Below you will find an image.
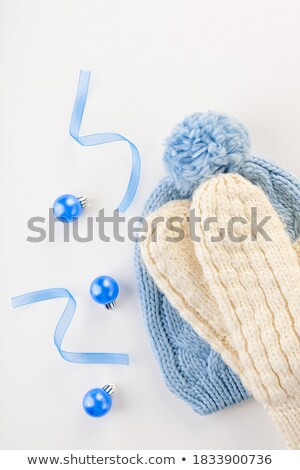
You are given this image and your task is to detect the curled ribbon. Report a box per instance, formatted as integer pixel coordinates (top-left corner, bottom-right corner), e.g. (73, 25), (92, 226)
(69, 70), (141, 213)
(11, 288), (129, 365)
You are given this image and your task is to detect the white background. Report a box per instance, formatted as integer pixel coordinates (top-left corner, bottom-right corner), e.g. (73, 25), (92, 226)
(0, 0), (300, 450)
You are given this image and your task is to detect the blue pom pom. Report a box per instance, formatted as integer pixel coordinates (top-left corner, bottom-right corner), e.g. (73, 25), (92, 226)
(163, 112), (250, 191)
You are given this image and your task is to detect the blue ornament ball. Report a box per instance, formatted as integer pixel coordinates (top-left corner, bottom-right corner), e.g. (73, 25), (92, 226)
(53, 194), (83, 223)
(90, 276), (119, 306)
(83, 388), (112, 418)
(163, 112), (251, 191)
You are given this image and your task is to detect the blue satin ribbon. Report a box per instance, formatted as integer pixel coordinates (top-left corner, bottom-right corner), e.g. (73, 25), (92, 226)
(69, 70), (141, 213)
(11, 288), (129, 365)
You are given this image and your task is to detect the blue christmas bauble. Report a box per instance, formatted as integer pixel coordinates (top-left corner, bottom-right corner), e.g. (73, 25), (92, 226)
(83, 387), (112, 418)
(53, 194), (84, 223)
(90, 276), (119, 307)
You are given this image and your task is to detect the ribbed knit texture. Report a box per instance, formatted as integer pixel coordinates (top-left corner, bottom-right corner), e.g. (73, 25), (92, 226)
(192, 174), (300, 448)
(136, 111), (300, 419)
(140, 197), (300, 376)
(241, 156), (300, 242)
(140, 199), (243, 377)
(135, 179), (249, 414)
(140, 175), (300, 447)
(136, 165), (300, 414)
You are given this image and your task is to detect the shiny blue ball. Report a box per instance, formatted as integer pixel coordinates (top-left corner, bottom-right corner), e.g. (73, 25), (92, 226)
(53, 194), (83, 223)
(90, 276), (119, 305)
(83, 388), (112, 418)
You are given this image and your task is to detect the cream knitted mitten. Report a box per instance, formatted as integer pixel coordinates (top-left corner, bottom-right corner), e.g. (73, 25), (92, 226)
(140, 174), (300, 449)
(193, 174), (300, 449)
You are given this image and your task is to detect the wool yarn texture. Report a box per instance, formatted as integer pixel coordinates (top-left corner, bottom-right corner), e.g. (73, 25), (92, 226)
(136, 189), (249, 415)
(193, 174), (300, 449)
(136, 111), (300, 430)
(135, 182), (249, 416)
(140, 174), (300, 448)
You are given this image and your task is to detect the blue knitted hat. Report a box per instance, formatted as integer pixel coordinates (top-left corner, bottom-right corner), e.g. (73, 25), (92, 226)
(136, 111), (300, 415)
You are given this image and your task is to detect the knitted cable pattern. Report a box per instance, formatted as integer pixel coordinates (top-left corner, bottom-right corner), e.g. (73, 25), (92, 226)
(192, 174), (300, 448)
(140, 198), (300, 375)
(140, 176), (300, 447)
(135, 179), (249, 414)
(135, 111), (300, 417)
(140, 200), (243, 376)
